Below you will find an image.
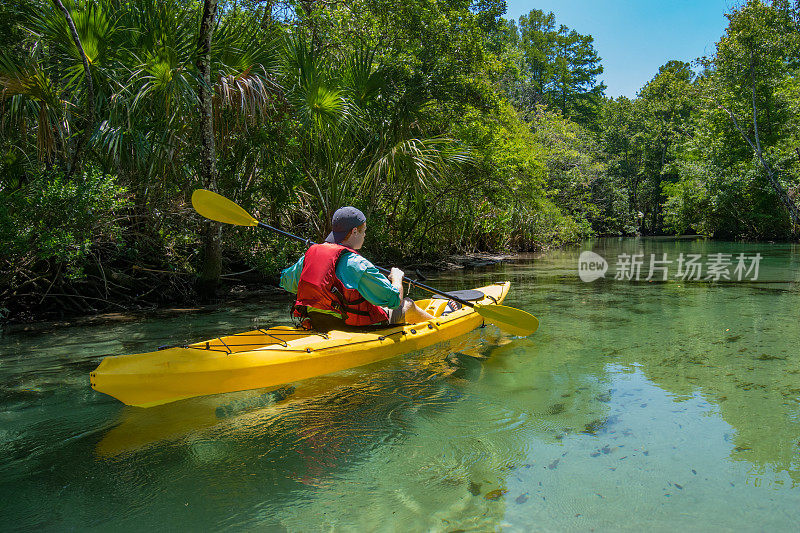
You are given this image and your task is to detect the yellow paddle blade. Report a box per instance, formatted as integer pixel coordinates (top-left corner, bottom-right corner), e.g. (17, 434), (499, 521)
(191, 189), (259, 227)
(474, 303), (539, 337)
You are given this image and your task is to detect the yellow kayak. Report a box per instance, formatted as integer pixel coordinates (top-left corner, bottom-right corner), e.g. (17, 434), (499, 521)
(90, 281), (511, 407)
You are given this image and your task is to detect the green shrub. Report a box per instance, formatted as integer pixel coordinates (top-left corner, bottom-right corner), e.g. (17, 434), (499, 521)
(0, 167), (129, 278)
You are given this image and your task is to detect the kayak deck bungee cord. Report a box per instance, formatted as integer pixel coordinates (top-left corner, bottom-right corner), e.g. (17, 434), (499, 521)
(90, 281), (511, 407)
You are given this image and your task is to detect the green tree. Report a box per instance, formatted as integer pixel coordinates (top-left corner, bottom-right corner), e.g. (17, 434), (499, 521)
(551, 24), (605, 129)
(516, 9), (556, 106)
(531, 105), (604, 233)
(702, 0), (800, 231)
(636, 60), (698, 233)
(654, 0), (800, 238)
(512, 9), (605, 129)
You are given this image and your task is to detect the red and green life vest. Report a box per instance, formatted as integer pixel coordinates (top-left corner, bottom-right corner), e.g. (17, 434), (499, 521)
(293, 243), (389, 328)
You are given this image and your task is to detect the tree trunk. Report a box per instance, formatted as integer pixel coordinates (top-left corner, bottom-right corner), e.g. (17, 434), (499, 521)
(52, 0), (94, 178)
(196, 0), (221, 301)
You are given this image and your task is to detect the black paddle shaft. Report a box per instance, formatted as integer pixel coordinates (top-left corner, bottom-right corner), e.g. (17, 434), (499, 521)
(259, 222), (478, 308)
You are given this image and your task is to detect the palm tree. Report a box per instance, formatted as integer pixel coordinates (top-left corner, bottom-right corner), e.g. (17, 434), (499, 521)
(281, 34), (471, 243)
(1, 0), (286, 292)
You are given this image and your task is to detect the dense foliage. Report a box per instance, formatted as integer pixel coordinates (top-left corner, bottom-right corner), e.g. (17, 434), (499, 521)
(1, 0), (798, 321)
(603, 1), (800, 239)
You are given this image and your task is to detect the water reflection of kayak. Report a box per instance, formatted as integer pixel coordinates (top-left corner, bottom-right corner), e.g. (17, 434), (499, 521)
(90, 282), (511, 408)
(95, 330), (500, 458)
(95, 384), (305, 458)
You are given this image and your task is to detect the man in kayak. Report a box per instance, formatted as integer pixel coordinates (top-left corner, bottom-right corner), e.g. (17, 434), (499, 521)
(280, 206), (434, 331)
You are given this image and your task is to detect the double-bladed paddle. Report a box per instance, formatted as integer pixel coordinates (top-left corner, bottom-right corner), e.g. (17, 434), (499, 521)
(191, 189), (539, 336)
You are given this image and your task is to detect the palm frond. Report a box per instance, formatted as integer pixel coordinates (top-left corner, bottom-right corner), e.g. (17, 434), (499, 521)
(213, 16), (282, 78)
(364, 137), (473, 196)
(28, 0), (117, 70)
(0, 52), (67, 160)
(340, 47), (383, 107)
(215, 66), (284, 122)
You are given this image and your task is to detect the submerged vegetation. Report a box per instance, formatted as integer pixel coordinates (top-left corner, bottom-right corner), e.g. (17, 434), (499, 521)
(1, 0), (799, 321)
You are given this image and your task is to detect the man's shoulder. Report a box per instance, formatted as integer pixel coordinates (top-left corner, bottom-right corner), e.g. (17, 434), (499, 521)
(340, 251), (374, 272)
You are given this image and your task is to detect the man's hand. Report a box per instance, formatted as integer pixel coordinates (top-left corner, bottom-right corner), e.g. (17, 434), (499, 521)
(388, 267), (404, 284)
(389, 267), (405, 302)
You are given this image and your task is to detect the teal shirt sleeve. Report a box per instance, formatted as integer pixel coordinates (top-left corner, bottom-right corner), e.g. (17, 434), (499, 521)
(279, 255), (304, 294)
(336, 252), (401, 309)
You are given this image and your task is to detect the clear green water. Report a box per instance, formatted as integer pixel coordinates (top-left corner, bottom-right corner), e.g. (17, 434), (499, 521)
(1, 238), (799, 532)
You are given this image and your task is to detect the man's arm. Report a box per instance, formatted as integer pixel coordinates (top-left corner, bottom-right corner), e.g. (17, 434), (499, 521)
(279, 255), (304, 294)
(336, 253), (401, 308)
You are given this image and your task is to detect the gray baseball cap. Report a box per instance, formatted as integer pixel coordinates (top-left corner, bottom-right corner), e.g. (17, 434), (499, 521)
(325, 206), (366, 243)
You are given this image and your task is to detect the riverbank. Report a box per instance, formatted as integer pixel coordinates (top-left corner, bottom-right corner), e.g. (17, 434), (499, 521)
(1, 252), (518, 334)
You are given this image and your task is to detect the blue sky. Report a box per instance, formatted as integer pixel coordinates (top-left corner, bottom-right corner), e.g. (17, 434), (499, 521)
(505, 0), (735, 98)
